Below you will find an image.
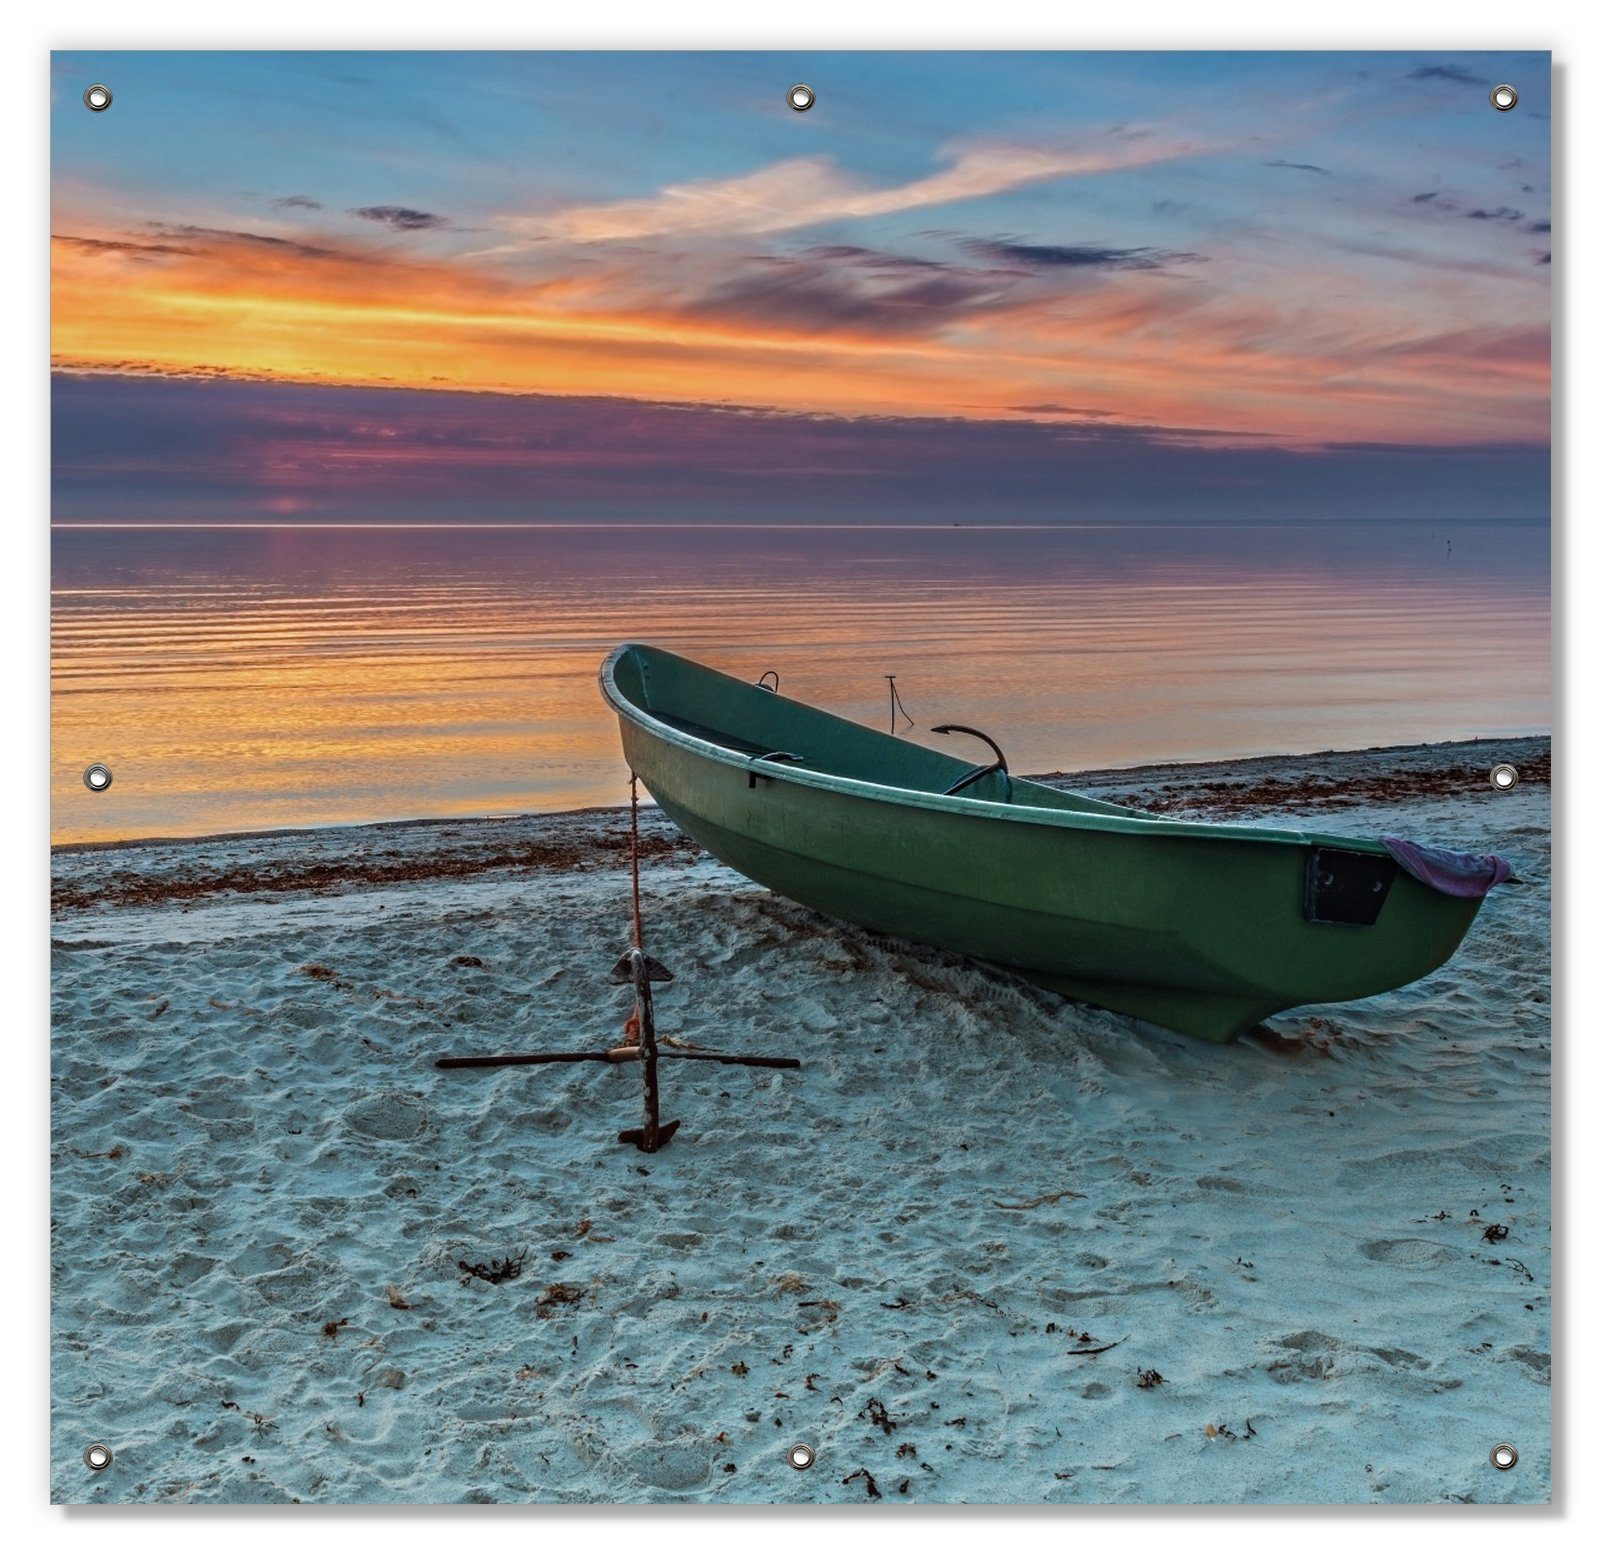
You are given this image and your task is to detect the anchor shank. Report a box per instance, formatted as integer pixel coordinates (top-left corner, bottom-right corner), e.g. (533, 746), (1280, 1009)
(435, 1051), (618, 1069)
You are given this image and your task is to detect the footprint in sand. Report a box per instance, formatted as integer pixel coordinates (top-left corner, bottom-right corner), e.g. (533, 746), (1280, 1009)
(343, 1093), (428, 1142)
(1359, 1237), (1461, 1267)
(624, 1439), (713, 1493)
(1497, 1345), (1551, 1383)
(166, 1252), (218, 1287)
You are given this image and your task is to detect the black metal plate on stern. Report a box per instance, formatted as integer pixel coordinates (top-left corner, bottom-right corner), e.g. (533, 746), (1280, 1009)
(1303, 847), (1398, 926)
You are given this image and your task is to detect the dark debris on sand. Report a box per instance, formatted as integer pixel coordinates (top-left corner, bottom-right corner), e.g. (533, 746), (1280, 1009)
(1070, 742), (1550, 820)
(458, 1248), (527, 1285)
(52, 820), (700, 914)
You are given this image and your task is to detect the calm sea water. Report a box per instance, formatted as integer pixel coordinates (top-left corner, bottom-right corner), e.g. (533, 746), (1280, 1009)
(51, 524), (1550, 845)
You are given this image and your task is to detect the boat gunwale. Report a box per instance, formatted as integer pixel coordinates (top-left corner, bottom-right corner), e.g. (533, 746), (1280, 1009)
(599, 643), (1387, 857)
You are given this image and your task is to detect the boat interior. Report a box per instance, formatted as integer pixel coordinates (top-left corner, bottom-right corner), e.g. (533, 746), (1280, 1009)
(608, 643), (1144, 820)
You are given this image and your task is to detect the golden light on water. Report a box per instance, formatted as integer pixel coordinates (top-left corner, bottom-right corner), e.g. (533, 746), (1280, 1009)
(50, 526), (1549, 847)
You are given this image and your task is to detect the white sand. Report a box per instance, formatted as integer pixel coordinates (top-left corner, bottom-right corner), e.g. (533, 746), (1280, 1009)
(51, 738), (1550, 1504)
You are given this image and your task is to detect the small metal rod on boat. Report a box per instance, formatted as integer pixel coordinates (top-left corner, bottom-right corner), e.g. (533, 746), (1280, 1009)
(885, 674), (914, 735)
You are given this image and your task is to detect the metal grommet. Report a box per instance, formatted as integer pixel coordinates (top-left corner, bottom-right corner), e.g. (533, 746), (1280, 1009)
(1490, 1442), (1518, 1470)
(1491, 84), (1518, 112)
(84, 763), (114, 793)
(84, 1442), (113, 1471)
(787, 84), (815, 113)
(84, 84), (113, 112)
(787, 1442), (815, 1470)
(1489, 763), (1518, 792)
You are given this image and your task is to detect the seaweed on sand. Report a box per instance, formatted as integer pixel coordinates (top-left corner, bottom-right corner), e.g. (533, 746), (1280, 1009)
(459, 1247), (527, 1284)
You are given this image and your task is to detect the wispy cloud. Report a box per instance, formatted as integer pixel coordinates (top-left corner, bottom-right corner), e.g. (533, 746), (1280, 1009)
(967, 238), (1205, 272)
(1410, 193), (1551, 238)
(272, 194), (323, 211)
(349, 205), (450, 232)
(1009, 403), (1119, 418)
(505, 133), (1202, 245)
(150, 223), (340, 260)
(54, 233), (197, 259)
(681, 246), (1014, 336)
(1407, 64), (1491, 87)
(1263, 159), (1331, 176)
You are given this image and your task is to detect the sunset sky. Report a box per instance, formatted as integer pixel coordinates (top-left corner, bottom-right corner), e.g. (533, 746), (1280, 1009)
(51, 50), (1550, 523)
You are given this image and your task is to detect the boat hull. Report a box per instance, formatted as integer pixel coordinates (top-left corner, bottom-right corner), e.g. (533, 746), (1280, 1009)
(603, 645), (1486, 1042)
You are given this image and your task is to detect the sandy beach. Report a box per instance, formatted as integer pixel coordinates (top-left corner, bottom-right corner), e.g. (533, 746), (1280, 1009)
(50, 736), (1550, 1505)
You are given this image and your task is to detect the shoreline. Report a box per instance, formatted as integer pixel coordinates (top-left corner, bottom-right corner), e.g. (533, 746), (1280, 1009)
(52, 735), (1550, 918)
(53, 733), (1552, 857)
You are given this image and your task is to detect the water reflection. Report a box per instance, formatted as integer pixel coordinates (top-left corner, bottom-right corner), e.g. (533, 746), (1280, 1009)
(52, 524), (1549, 844)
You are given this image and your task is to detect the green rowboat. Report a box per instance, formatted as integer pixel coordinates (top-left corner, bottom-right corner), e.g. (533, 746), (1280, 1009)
(600, 643), (1506, 1043)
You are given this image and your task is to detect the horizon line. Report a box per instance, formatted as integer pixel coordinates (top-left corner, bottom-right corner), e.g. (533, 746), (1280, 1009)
(50, 518), (1553, 532)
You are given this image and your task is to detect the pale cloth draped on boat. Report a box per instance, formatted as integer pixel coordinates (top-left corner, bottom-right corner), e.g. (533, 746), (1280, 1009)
(1382, 838), (1514, 898)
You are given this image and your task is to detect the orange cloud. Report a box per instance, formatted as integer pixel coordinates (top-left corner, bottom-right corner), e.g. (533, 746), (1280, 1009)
(50, 216), (1549, 447)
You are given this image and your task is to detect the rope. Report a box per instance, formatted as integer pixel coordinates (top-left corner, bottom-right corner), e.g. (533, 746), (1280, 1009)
(628, 771), (644, 951)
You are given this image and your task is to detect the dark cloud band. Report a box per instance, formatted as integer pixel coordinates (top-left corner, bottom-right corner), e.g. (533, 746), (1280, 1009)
(52, 372), (1549, 527)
